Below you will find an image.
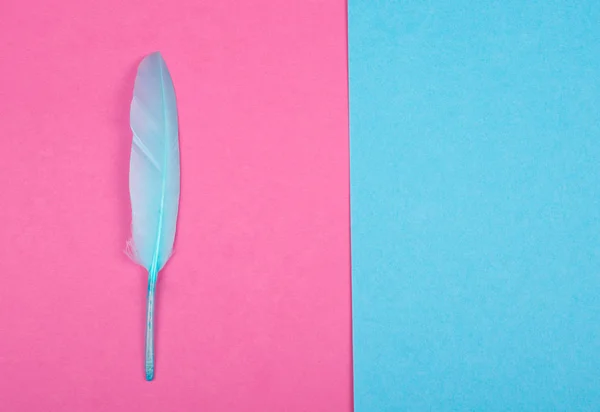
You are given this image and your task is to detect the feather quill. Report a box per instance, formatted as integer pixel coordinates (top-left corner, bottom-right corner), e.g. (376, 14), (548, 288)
(128, 52), (180, 381)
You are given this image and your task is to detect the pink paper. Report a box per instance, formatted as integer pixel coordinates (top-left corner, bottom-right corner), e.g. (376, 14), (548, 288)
(0, 1), (351, 410)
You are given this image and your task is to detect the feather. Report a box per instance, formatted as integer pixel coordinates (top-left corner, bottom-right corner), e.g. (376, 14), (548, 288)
(128, 52), (180, 381)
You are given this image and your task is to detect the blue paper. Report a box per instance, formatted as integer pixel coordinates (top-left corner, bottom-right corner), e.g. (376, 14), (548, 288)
(349, 1), (600, 410)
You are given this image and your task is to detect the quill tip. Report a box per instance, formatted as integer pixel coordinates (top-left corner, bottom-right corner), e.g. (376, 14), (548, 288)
(146, 369), (154, 381)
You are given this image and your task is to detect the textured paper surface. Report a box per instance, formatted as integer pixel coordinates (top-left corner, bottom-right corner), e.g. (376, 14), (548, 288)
(0, 1), (351, 410)
(349, 1), (600, 410)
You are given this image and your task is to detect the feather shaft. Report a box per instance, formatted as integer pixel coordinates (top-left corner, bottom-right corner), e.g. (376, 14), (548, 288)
(145, 273), (157, 381)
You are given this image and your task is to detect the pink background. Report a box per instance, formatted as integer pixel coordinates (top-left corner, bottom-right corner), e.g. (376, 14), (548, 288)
(0, 1), (351, 411)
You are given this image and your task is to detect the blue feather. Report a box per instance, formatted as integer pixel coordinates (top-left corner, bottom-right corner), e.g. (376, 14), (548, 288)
(128, 52), (180, 381)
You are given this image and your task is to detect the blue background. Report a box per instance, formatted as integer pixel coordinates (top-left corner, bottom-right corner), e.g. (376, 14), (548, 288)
(349, 1), (600, 410)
